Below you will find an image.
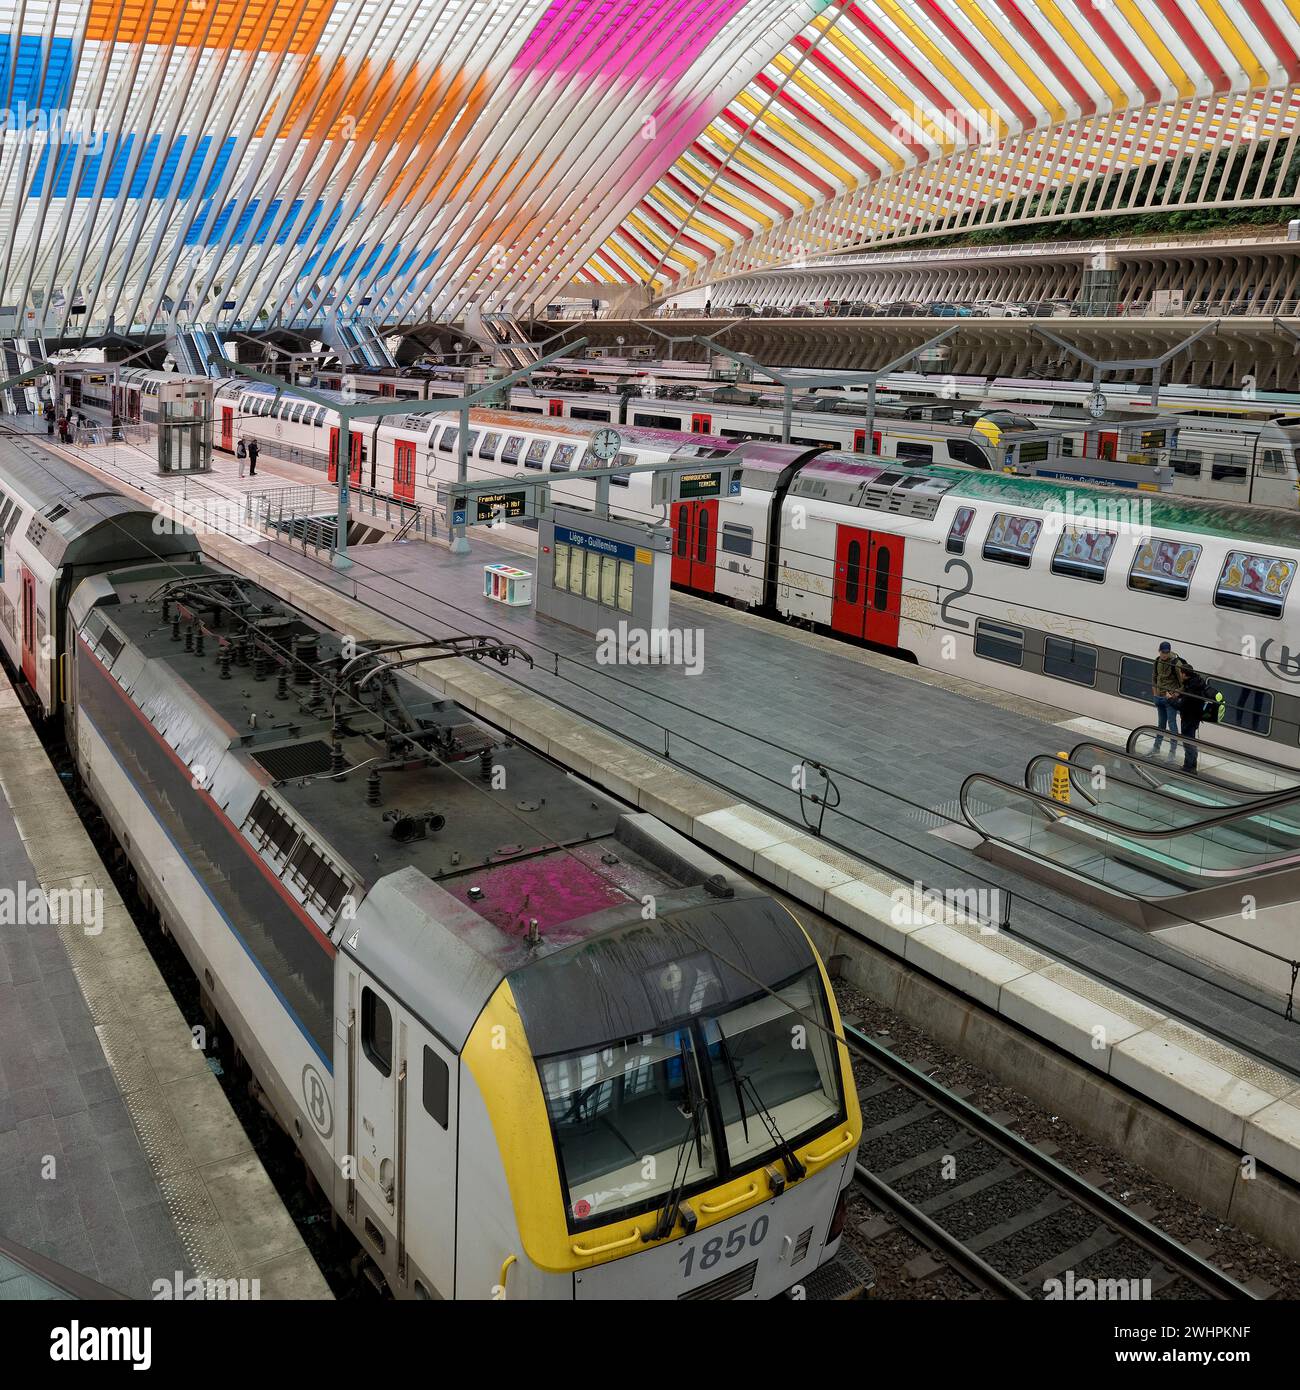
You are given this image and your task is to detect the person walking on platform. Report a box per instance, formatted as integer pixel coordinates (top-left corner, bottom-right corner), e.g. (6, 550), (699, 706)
(57, 415), (70, 444)
(1152, 640), (1189, 753)
(246, 438), (259, 477)
(44, 400), (55, 436)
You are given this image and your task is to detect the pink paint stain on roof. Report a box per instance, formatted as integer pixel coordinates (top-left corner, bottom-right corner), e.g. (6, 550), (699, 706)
(515, 0), (749, 83)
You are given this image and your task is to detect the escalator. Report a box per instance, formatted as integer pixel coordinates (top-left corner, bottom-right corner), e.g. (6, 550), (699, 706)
(960, 728), (1300, 924)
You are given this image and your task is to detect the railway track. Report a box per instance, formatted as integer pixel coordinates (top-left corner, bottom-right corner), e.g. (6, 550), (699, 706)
(844, 1025), (1257, 1301)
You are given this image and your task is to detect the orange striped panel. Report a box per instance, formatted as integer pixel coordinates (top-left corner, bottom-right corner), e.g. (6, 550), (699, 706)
(85, 0), (334, 54)
(256, 57), (376, 141)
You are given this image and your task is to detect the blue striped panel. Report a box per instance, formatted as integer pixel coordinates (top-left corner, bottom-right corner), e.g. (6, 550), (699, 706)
(0, 36), (74, 113)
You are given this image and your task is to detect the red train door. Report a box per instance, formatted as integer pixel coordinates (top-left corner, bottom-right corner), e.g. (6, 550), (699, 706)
(548, 399), (564, 418)
(831, 526), (904, 646)
(864, 531), (903, 647)
(328, 427), (339, 481)
(671, 503), (691, 586)
(690, 413), (712, 434)
(393, 440), (415, 501)
(670, 501), (718, 591)
(851, 429), (883, 454)
(220, 406), (233, 452)
(380, 383), (396, 398)
(1098, 430), (1118, 460)
(350, 433), (363, 487)
(20, 568), (36, 686)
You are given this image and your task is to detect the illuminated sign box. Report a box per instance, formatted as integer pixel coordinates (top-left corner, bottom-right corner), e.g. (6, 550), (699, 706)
(452, 489), (536, 523)
(651, 465), (740, 505)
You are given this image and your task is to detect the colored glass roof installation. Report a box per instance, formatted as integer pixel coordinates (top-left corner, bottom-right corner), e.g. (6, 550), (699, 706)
(585, 1), (1300, 292)
(0, 0), (1292, 334)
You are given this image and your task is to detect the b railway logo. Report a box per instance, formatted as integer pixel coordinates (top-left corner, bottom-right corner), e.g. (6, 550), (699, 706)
(302, 1063), (334, 1139)
(1259, 639), (1300, 684)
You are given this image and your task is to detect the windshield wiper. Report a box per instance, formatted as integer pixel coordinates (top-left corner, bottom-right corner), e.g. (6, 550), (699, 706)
(715, 1021), (806, 1183)
(650, 1034), (705, 1241)
(713, 1021), (750, 1146)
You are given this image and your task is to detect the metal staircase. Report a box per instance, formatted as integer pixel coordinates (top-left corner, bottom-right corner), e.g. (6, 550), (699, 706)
(172, 322), (233, 377)
(0, 338), (45, 412)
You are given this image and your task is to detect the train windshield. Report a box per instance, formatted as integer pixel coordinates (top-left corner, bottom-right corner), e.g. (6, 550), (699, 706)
(702, 969), (840, 1169)
(539, 966), (841, 1230)
(540, 1030), (718, 1227)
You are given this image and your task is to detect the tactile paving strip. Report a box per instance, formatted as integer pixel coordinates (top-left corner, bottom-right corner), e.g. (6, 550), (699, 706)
(942, 916), (1052, 970)
(1150, 1016), (1298, 1099)
(156, 1171), (244, 1284)
(1039, 962), (1167, 1031)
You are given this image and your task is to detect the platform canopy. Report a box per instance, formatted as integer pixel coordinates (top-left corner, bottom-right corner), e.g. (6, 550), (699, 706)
(0, 0), (1294, 337)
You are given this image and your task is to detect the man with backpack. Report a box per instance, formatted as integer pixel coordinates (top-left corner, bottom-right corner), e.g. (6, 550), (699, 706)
(1152, 641), (1191, 753)
(1176, 671), (1225, 773)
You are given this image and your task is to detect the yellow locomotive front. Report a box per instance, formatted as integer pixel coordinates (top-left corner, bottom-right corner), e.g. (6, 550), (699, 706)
(459, 897), (862, 1300)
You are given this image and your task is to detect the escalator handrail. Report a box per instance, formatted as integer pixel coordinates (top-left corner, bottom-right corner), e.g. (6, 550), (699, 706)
(1126, 725), (1300, 791)
(1070, 738), (1251, 801)
(1068, 739), (1300, 820)
(1068, 738), (1185, 797)
(1025, 748), (1190, 810)
(1020, 753), (1300, 836)
(1051, 746), (1300, 830)
(960, 770), (1300, 875)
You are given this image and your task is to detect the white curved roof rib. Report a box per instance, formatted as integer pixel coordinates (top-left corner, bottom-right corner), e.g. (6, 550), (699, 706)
(0, 1), (1291, 334)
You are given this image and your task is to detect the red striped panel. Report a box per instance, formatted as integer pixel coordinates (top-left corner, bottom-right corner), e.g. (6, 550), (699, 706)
(1236, 0), (1300, 79)
(754, 72), (882, 178)
(915, 0), (1035, 130)
(638, 196), (715, 258)
(663, 171), (756, 238)
(716, 106), (838, 199)
(1076, 3), (1161, 104)
(689, 141), (797, 218)
(996, 0), (1096, 116)
(1152, 0), (1230, 92)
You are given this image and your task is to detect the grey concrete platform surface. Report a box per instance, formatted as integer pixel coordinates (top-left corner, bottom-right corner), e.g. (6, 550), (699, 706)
(0, 675), (330, 1300)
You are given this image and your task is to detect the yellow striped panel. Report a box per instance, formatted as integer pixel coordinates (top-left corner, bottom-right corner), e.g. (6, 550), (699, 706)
(770, 56), (907, 170)
(1111, 0), (1194, 98)
(877, 0), (1007, 141)
(733, 90), (855, 185)
(1192, 0), (1269, 85)
(1034, 0), (1128, 108)
(703, 122), (816, 208)
(948, 0), (1066, 125)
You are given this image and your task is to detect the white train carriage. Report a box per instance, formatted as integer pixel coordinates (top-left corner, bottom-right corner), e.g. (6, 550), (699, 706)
(524, 384), (1179, 491)
(0, 444), (199, 717)
(719, 449), (1300, 768)
(519, 370), (1300, 509)
(210, 378), (739, 533)
(62, 364), (206, 429)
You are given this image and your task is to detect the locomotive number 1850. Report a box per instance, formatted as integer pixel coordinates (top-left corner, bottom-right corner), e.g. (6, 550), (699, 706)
(678, 1214), (770, 1278)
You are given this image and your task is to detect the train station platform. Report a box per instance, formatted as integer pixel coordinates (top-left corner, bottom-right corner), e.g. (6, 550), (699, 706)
(20, 424), (1300, 1223)
(0, 667), (330, 1300)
